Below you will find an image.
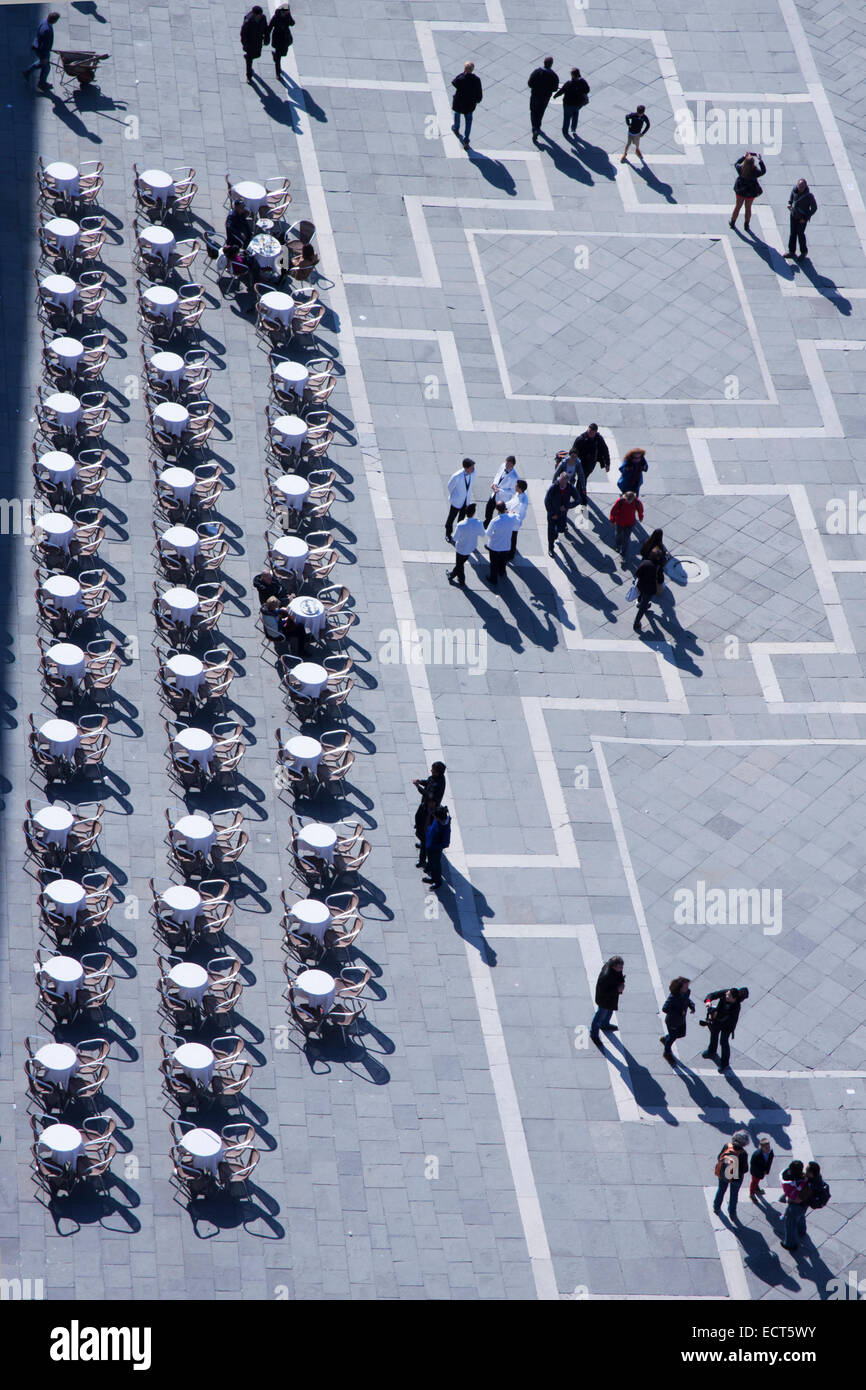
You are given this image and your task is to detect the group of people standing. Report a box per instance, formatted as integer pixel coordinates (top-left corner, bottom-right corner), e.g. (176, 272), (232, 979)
(412, 763), (451, 891)
(729, 151), (819, 260)
(713, 1133), (828, 1252)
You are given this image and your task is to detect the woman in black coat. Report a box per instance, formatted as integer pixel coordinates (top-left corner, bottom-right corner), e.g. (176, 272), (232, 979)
(660, 976), (695, 1061)
(730, 151), (766, 232)
(639, 529), (670, 587)
(268, 4), (295, 77)
(241, 6), (269, 82)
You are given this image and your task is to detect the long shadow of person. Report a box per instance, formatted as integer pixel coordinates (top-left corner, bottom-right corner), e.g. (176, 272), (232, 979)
(632, 160), (676, 203)
(796, 258), (853, 315)
(486, 567), (560, 651)
(739, 226), (796, 283)
(72, 0), (108, 16)
(557, 545), (620, 625)
(602, 1034), (679, 1125)
(436, 861), (497, 965)
(536, 131), (593, 186)
(568, 135), (618, 181)
(510, 559), (574, 645)
(466, 151), (517, 195)
(456, 567), (525, 654)
(724, 1217), (801, 1294)
(278, 70), (328, 125)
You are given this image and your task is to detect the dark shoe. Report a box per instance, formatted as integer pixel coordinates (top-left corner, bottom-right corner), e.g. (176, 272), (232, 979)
(780, 1243), (794, 1251)
(547, 548), (555, 557)
(601, 1024), (618, 1032)
(795, 253), (806, 261)
(620, 559), (629, 570)
(663, 1051), (675, 1063)
(415, 861), (425, 868)
(701, 1050), (713, 1059)
(446, 570), (456, 584)
(755, 1186), (765, 1196)
(729, 219), (736, 228)
(463, 138), (470, 148)
(633, 621), (642, 633)
(590, 1032), (601, 1046)
(750, 1194), (759, 1203)
(717, 1064), (727, 1073)
(712, 1206), (722, 1216)
(743, 220), (751, 231)
(659, 1036), (668, 1045)
(421, 875), (436, 884)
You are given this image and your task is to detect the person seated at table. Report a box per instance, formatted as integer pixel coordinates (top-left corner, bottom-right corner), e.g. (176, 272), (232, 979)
(225, 200), (253, 253)
(261, 595), (283, 641)
(278, 605), (307, 657)
(253, 567), (282, 603)
(283, 241), (320, 280)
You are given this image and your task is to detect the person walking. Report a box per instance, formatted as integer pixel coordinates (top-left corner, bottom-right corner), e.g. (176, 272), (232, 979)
(780, 1160), (811, 1251)
(268, 3), (296, 79)
(240, 5), (270, 84)
(639, 528), (669, 568)
(445, 458), (476, 541)
(609, 491), (643, 568)
(554, 68), (590, 140)
(590, 955), (625, 1044)
(528, 57), (559, 143)
(632, 547), (663, 634)
(23, 11), (60, 90)
(660, 976), (695, 1062)
(730, 150), (766, 231)
(785, 178), (818, 261)
(621, 105), (650, 162)
(701, 986), (748, 1073)
(485, 503), (514, 586)
(713, 1131), (749, 1220)
(553, 448), (587, 505)
(413, 762), (446, 867)
(544, 473), (576, 556)
(422, 806), (451, 890)
(447, 504), (485, 586)
(483, 456), (520, 526)
(451, 61), (482, 148)
(572, 422), (610, 488)
(618, 448), (648, 496)
(507, 479), (529, 559)
(749, 1135), (774, 1203)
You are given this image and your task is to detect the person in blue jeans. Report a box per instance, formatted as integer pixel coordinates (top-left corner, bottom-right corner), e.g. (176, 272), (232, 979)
(590, 956), (625, 1043)
(422, 806), (451, 890)
(451, 61), (482, 147)
(780, 1161), (811, 1251)
(23, 11), (60, 89)
(713, 1131), (749, 1220)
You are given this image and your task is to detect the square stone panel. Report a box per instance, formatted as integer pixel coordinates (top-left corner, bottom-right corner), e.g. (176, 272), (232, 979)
(469, 231), (774, 403)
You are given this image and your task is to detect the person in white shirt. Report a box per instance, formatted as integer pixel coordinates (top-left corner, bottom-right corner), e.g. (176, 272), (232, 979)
(483, 454), (520, 526)
(447, 504), (485, 586)
(445, 458), (476, 541)
(485, 502), (515, 585)
(507, 478), (529, 558)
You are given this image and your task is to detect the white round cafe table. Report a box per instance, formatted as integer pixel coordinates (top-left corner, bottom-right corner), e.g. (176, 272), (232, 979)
(140, 168), (175, 202)
(175, 727), (214, 769)
(160, 466), (196, 504)
(285, 734), (323, 772)
(45, 162), (80, 194)
(43, 575), (85, 612)
(41, 274), (78, 308)
(39, 718), (81, 758)
(154, 402), (190, 438)
(162, 587), (199, 623)
(169, 968), (210, 1008)
(35, 1043), (79, 1087)
(48, 337), (85, 368)
(33, 804), (75, 847)
(42, 955), (85, 998)
(140, 224), (176, 259)
(143, 285), (179, 320)
(295, 968), (336, 1013)
(45, 878), (87, 918)
(39, 450), (78, 484)
(45, 217), (81, 250)
(160, 883), (203, 926)
(46, 642), (86, 682)
(248, 233), (281, 270)
(174, 813), (216, 854)
(273, 360), (309, 393)
(292, 662), (328, 698)
(40, 1123), (84, 1166)
(181, 1127), (222, 1173)
(297, 822), (337, 864)
(161, 524), (199, 560)
(288, 594), (326, 638)
(36, 512), (75, 552)
(290, 898), (331, 943)
(272, 413), (307, 445)
(275, 474), (309, 508)
(45, 392), (83, 428)
(150, 350), (185, 385)
(272, 535), (308, 574)
(166, 653), (205, 693)
(261, 291), (296, 326)
(232, 180), (267, 212)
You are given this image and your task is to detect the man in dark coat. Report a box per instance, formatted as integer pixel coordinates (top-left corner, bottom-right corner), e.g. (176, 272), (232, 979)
(749, 1135), (774, 1202)
(785, 178), (818, 261)
(241, 6), (269, 83)
(633, 549), (661, 633)
(451, 61), (483, 147)
(554, 68), (590, 139)
(590, 956), (625, 1043)
(544, 474), (576, 556)
(413, 762), (446, 867)
(701, 987), (747, 1073)
(571, 423), (611, 489)
(528, 57), (559, 142)
(23, 10), (60, 89)
(268, 4), (295, 78)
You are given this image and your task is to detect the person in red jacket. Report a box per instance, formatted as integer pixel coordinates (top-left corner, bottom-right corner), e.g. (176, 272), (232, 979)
(609, 491), (644, 567)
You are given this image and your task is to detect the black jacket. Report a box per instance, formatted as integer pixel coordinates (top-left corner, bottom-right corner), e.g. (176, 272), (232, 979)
(750, 1147), (774, 1179)
(595, 964), (624, 1010)
(705, 989), (742, 1033)
(452, 71), (483, 113)
(662, 989), (694, 1038)
(733, 155), (765, 198)
(416, 772), (446, 807)
(544, 480), (575, 519)
(529, 66), (559, 102)
(572, 429), (610, 471)
(788, 186), (817, 222)
(556, 77), (590, 106)
(635, 557), (658, 598)
(268, 7), (295, 54)
(241, 9), (269, 56)
(225, 209), (252, 249)
(626, 110), (650, 135)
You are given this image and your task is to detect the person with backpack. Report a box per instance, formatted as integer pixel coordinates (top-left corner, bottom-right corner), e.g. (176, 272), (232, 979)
(422, 805), (451, 890)
(660, 976), (695, 1062)
(240, 5), (270, 84)
(713, 1131), (749, 1219)
(701, 986), (748, 1073)
(609, 491), (644, 567)
(780, 1160), (812, 1251)
(554, 68), (590, 140)
(749, 1134), (774, 1201)
(618, 448), (648, 497)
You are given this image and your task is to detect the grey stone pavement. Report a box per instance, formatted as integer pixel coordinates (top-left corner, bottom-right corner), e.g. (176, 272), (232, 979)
(1, 0), (865, 1304)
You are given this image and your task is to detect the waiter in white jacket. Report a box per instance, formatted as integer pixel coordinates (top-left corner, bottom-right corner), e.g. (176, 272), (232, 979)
(483, 455), (520, 526)
(485, 502), (515, 586)
(445, 458), (476, 542)
(507, 478), (529, 558)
